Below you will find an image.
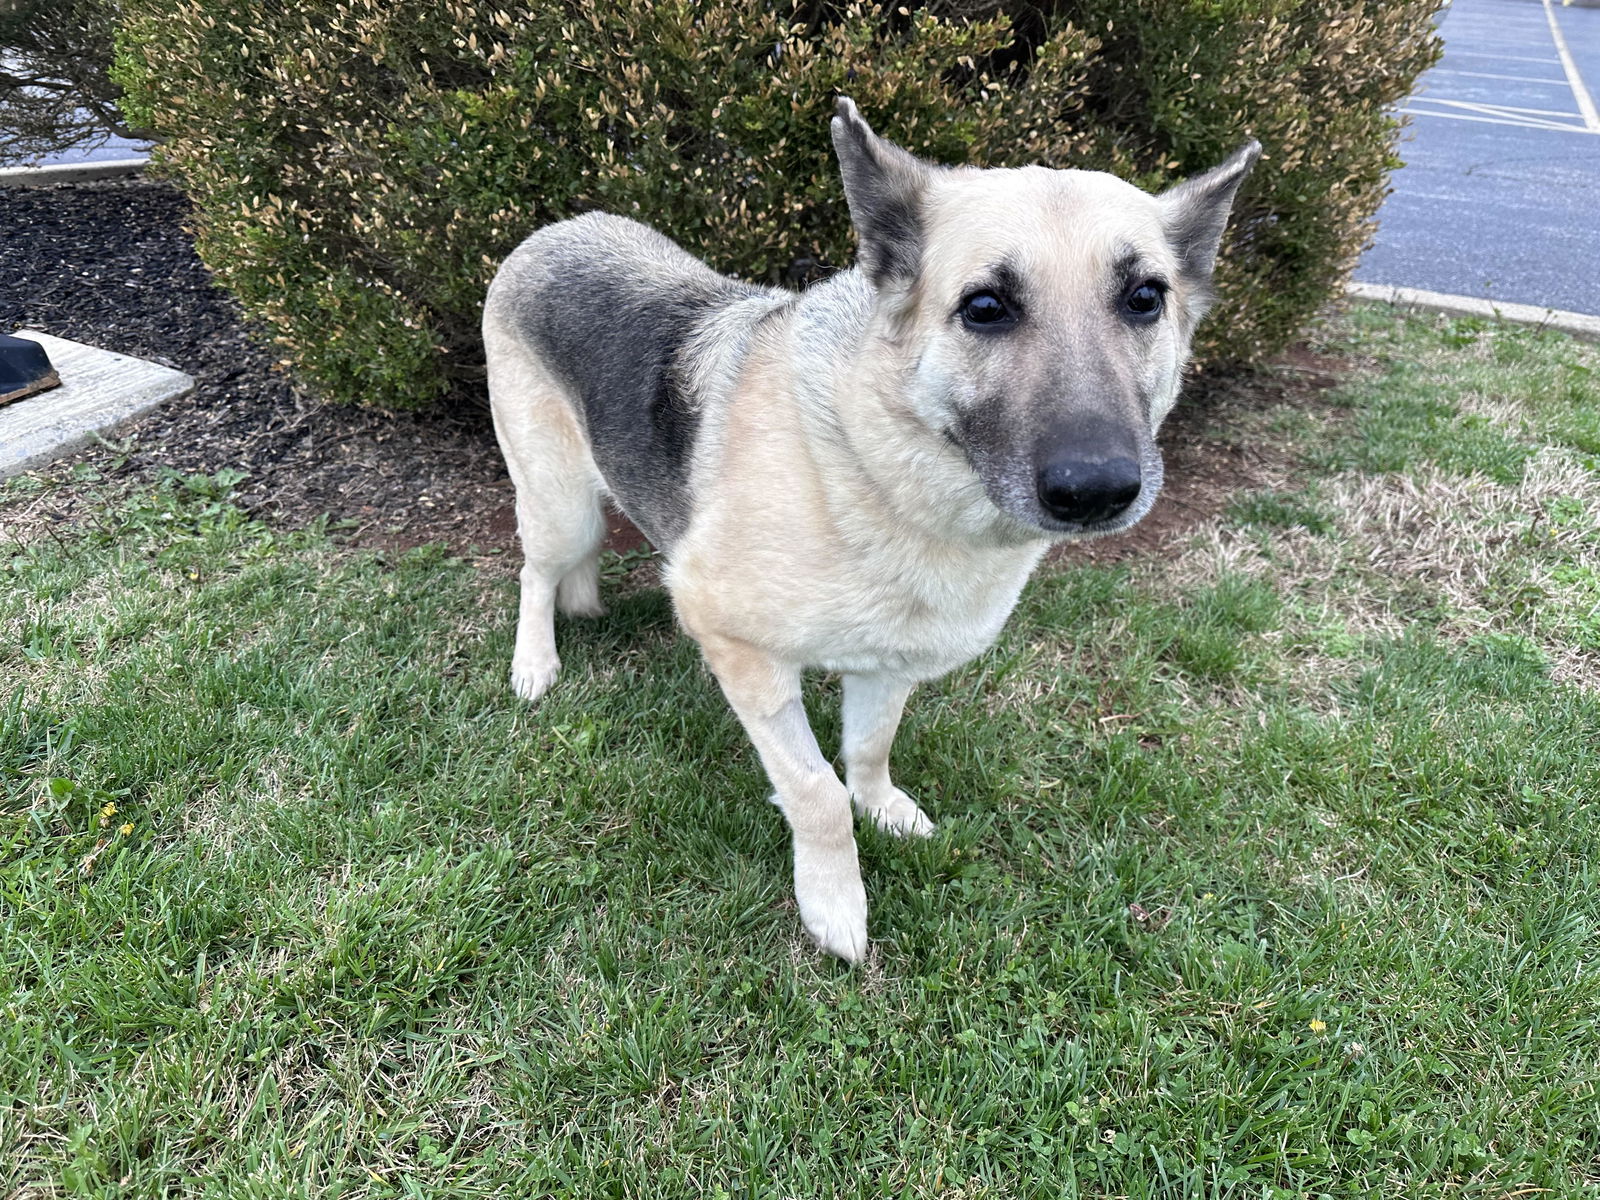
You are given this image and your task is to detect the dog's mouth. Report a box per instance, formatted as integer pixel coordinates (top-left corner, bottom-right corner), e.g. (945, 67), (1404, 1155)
(1031, 506), (1147, 538)
(1023, 494), (1152, 539)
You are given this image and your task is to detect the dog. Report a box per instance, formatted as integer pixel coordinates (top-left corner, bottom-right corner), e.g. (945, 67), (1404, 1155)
(484, 98), (1259, 962)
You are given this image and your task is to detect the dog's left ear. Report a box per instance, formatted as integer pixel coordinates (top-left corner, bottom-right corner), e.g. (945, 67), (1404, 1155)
(831, 97), (933, 286)
(1158, 140), (1262, 284)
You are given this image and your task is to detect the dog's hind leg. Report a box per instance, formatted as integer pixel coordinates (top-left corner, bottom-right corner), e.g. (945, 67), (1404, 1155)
(842, 672), (935, 838)
(553, 546), (605, 620)
(486, 312), (607, 702)
(695, 633), (869, 963)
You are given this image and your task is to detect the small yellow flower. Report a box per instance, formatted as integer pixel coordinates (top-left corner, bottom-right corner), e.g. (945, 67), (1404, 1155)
(119, 823), (134, 836)
(100, 802), (117, 819)
(1309, 1018), (1327, 1034)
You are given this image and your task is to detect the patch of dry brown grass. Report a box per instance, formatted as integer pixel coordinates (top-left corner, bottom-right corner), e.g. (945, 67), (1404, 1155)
(1149, 445), (1599, 690)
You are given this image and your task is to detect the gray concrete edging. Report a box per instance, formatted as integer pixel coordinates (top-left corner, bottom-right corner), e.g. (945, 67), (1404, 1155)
(0, 157), (149, 187)
(1347, 282), (1600, 343)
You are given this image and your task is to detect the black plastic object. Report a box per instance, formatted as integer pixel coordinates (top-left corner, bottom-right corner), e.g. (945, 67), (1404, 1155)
(1, 332), (61, 407)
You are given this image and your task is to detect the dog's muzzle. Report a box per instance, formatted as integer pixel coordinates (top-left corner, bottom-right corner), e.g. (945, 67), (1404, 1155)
(1035, 456), (1142, 525)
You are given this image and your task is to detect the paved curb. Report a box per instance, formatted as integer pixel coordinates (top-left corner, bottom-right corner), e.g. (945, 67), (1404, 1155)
(0, 157), (149, 187)
(1347, 282), (1600, 343)
(0, 332), (193, 480)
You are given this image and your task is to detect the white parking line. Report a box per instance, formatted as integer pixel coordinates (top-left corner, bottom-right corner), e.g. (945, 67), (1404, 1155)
(1417, 97), (1581, 118)
(1450, 49), (1565, 66)
(1429, 68), (1570, 85)
(1543, 0), (1600, 131)
(1403, 105), (1593, 132)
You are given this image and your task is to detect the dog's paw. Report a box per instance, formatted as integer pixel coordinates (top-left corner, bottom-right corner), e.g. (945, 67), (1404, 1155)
(793, 838), (869, 964)
(854, 787), (936, 839)
(509, 655), (560, 703)
(798, 885), (869, 964)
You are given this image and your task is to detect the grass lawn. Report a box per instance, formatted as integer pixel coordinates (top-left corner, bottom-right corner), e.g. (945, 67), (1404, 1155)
(3, 307), (1598, 1198)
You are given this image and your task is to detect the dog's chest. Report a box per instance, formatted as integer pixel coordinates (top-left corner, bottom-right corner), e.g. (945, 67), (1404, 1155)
(777, 544), (1041, 678)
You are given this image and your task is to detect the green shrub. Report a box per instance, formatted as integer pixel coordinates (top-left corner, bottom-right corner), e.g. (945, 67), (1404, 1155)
(115, 0), (1438, 408)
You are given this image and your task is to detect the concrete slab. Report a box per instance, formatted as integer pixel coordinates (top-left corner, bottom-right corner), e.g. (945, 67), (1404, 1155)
(0, 331), (193, 480)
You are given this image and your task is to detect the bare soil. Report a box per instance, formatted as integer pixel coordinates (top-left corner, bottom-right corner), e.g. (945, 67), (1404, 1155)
(2, 178), (1345, 568)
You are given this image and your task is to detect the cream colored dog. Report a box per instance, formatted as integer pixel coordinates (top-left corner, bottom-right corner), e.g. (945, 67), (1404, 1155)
(484, 99), (1258, 961)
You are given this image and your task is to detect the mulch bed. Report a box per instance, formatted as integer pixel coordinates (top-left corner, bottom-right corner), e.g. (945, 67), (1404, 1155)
(2, 178), (521, 558)
(1, 177), (1342, 567)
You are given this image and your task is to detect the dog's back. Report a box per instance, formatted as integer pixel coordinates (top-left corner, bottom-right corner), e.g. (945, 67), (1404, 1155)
(485, 212), (774, 549)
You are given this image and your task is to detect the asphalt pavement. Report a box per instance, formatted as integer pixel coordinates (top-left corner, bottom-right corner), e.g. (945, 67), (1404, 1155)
(34, 133), (151, 165)
(1355, 0), (1600, 315)
(0, 49), (148, 167)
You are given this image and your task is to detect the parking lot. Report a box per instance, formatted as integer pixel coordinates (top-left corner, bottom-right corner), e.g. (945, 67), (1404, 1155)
(1355, 0), (1600, 314)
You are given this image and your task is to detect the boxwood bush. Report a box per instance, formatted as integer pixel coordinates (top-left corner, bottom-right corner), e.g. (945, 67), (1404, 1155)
(115, 0), (1439, 408)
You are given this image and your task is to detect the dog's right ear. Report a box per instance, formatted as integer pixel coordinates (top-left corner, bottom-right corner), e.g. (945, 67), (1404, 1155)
(1158, 140), (1262, 285)
(831, 98), (931, 287)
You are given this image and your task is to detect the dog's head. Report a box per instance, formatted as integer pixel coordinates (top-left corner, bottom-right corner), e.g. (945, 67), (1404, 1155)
(831, 98), (1259, 541)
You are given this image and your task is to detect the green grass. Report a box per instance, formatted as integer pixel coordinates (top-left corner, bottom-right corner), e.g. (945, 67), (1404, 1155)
(3, 309), (1599, 1197)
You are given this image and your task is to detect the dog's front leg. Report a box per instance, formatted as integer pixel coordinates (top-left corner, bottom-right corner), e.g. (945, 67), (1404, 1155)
(842, 672), (935, 838)
(699, 635), (868, 963)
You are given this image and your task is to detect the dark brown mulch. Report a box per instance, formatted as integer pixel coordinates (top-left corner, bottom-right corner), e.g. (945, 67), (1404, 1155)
(2, 177), (1343, 567)
(2, 178), (519, 557)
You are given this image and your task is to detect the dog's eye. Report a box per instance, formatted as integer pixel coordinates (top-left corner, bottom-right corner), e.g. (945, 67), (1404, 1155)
(1124, 282), (1165, 322)
(959, 291), (1014, 328)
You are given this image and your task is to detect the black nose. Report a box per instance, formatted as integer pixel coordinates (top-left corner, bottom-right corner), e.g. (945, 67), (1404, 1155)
(1036, 457), (1142, 524)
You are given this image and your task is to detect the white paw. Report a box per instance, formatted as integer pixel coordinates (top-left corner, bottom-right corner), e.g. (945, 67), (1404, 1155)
(854, 787), (936, 839)
(792, 837), (868, 964)
(509, 655), (560, 702)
